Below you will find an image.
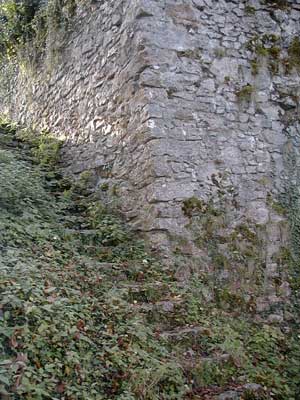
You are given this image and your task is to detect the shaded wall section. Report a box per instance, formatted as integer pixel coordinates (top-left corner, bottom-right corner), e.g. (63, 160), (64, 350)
(1, 0), (171, 246)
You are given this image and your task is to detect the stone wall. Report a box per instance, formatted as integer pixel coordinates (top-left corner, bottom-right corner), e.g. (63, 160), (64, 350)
(1, 0), (300, 309)
(2, 0), (171, 243)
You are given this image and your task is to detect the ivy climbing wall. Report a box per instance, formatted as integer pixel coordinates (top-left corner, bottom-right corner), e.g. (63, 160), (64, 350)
(1, 0), (300, 315)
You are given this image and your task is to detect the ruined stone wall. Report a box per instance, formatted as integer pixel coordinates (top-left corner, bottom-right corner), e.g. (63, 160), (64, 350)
(1, 0), (300, 304)
(1, 0), (167, 242)
(136, 0), (300, 315)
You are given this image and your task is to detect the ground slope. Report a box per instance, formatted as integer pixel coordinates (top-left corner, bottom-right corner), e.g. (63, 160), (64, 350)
(0, 122), (299, 400)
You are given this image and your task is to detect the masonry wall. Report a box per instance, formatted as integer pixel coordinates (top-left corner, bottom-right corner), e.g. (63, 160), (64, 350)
(1, 0), (300, 314)
(2, 0), (169, 243)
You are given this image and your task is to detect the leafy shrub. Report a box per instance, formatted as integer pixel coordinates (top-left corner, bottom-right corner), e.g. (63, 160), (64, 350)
(0, 0), (78, 61)
(0, 0), (42, 57)
(17, 127), (63, 166)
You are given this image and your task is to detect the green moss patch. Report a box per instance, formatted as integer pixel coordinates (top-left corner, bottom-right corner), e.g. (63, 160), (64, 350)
(236, 84), (254, 101)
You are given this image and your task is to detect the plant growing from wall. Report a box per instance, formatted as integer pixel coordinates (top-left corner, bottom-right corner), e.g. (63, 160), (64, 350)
(0, 0), (78, 64)
(287, 37), (300, 72)
(236, 84), (254, 102)
(246, 34), (282, 75)
(245, 5), (256, 15)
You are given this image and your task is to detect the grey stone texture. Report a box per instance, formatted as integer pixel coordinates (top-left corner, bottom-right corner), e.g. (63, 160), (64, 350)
(1, 0), (300, 289)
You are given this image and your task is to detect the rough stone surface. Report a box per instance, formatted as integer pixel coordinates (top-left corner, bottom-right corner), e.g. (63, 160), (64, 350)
(215, 383), (264, 400)
(1, 1), (300, 296)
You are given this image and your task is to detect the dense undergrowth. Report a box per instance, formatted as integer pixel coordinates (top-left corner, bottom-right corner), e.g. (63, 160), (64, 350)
(0, 120), (299, 399)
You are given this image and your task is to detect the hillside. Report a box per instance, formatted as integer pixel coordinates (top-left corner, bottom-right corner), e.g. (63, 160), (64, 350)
(0, 121), (299, 399)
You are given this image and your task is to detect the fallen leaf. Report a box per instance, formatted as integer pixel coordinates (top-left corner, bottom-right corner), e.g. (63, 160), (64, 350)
(56, 382), (66, 393)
